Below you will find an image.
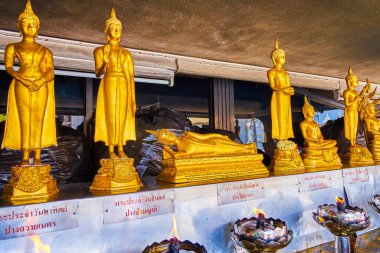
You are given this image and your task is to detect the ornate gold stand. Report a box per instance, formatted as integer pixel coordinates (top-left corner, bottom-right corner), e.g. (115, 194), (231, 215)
(90, 158), (143, 192)
(301, 147), (342, 170)
(2, 165), (59, 203)
(270, 140), (304, 173)
(157, 154), (269, 184)
(342, 146), (374, 166)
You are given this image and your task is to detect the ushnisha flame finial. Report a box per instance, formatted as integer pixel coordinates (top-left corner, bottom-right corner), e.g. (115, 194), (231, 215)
(348, 66), (353, 75)
(302, 96), (313, 117)
(275, 39), (279, 49)
(104, 6), (122, 33)
(18, 0), (40, 27)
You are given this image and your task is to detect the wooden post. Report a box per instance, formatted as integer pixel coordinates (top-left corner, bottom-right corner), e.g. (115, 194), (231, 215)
(84, 78), (93, 136)
(209, 78), (235, 131)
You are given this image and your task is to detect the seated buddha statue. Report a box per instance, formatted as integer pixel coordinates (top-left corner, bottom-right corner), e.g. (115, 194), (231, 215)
(300, 96), (341, 169)
(362, 102), (380, 162)
(148, 129), (257, 159)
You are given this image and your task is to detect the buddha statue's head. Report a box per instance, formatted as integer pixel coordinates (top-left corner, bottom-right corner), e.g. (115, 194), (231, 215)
(345, 67), (359, 89)
(147, 129), (178, 146)
(104, 7), (122, 43)
(18, 0), (40, 39)
(270, 39), (286, 66)
(302, 96), (315, 119)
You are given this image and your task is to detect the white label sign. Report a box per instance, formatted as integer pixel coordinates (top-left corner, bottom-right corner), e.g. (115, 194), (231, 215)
(298, 171), (331, 192)
(0, 200), (79, 240)
(103, 190), (175, 224)
(217, 179), (264, 205)
(343, 167), (369, 184)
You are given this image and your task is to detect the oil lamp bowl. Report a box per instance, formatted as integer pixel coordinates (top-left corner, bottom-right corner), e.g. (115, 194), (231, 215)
(142, 239), (207, 253)
(313, 204), (370, 236)
(369, 195), (380, 214)
(230, 217), (293, 253)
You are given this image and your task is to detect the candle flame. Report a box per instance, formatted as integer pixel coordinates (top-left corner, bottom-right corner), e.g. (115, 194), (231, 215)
(336, 196), (344, 205)
(253, 208), (266, 218)
(31, 235), (50, 253)
(168, 215), (179, 239)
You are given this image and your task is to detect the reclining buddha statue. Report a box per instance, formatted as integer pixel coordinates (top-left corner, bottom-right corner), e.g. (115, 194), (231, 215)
(300, 96), (342, 169)
(147, 129), (268, 184)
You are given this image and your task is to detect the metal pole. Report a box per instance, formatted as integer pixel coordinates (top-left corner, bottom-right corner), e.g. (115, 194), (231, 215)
(335, 236), (351, 253)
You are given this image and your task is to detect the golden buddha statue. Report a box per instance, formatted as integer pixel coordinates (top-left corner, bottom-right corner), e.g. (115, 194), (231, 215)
(358, 80), (380, 163)
(362, 103), (380, 162)
(1, 0), (58, 202)
(342, 67), (373, 165)
(267, 39), (294, 141)
(300, 96), (341, 169)
(148, 129), (268, 184)
(267, 40), (304, 173)
(90, 7), (142, 192)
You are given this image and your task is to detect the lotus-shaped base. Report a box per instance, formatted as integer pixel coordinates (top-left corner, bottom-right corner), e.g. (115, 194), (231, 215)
(369, 195), (380, 214)
(142, 239), (207, 253)
(230, 217), (293, 253)
(313, 204), (370, 237)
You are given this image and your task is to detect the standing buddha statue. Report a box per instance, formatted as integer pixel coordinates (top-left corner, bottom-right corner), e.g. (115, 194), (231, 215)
(342, 67), (373, 165)
(1, 0), (58, 202)
(267, 40), (304, 173)
(90, 7), (142, 192)
(300, 96), (341, 170)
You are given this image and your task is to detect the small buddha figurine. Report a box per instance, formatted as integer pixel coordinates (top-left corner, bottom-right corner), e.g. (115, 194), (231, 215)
(342, 67), (373, 165)
(267, 40), (304, 172)
(300, 96), (341, 169)
(90, 7), (142, 192)
(1, 0), (56, 165)
(267, 39), (294, 141)
(1, 0), (58, 202)
(148, 129), (268, 183)
(94, 7), (136, 159)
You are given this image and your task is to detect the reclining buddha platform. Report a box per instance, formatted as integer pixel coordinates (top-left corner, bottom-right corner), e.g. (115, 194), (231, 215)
(157, 154), (269, 183)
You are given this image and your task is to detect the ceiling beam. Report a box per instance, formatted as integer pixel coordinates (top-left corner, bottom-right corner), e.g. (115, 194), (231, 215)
(0, 29), (378, 93)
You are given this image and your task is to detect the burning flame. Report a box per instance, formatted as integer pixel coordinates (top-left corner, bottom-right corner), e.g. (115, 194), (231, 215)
(31, 235), (50, 253)
(168, 215), (179, 239)
(336, 196), (344, 205)
(253, 208), (266, 218)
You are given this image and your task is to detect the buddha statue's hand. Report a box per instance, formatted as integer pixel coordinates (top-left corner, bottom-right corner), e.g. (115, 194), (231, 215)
(284, 86), (294, 95)
(19, 77), (37, 91)
(103, 44), (112, 64)
(34, 78), (46, 87)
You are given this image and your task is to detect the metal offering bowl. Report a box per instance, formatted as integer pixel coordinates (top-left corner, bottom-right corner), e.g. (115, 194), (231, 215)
(230, 217), (293, 253)
(142, 238), (207, 253)
(369, 195), (380, 214)
(313, 204), (370, 236)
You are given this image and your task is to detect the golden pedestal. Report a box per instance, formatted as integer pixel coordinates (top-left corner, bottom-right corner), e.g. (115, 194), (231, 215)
(301, 147), (342, 170)
(270, 140), (304, 173)
(157, 154), (269, 184)
(367, 141), (380, 163)
(2, 165), (59, 203)
(342, 146), (374, 166)
(90, 158), (143, 192)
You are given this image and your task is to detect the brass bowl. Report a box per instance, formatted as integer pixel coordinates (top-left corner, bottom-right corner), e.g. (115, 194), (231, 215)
(230, 217), (293, 253)
(369, 195), (380, 214)
(142, 239), (207, 253)
(313, 204), (370, 236)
